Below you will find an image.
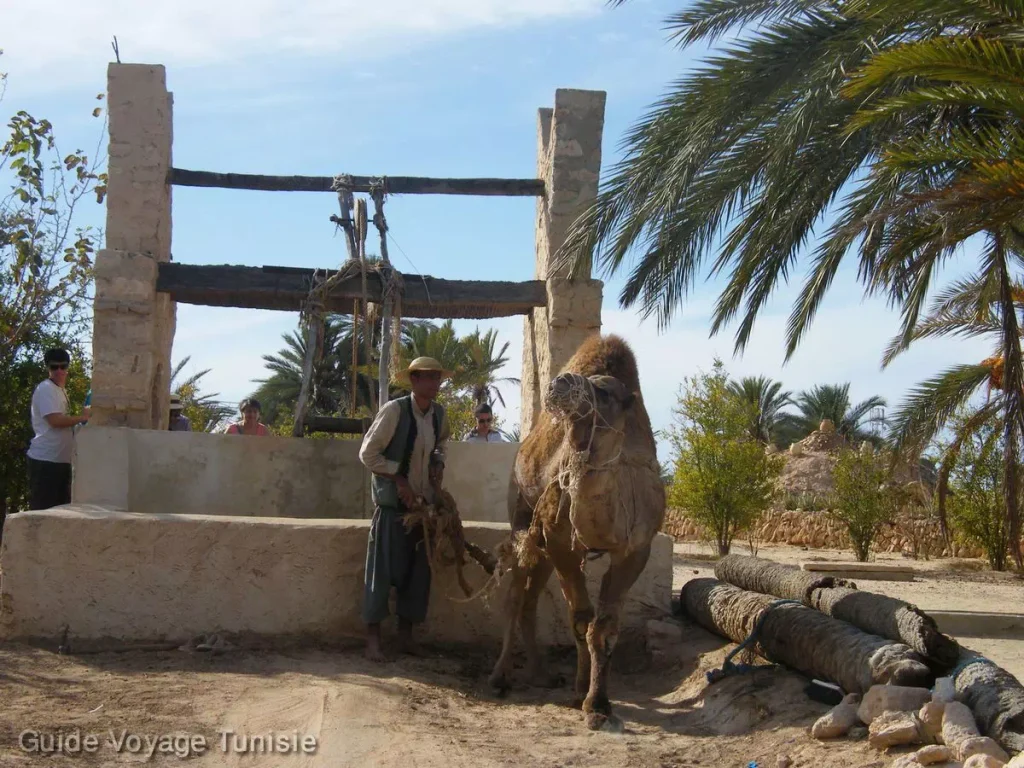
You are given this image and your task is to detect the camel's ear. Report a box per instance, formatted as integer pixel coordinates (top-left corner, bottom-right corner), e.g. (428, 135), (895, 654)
(623, 392), (637, 410)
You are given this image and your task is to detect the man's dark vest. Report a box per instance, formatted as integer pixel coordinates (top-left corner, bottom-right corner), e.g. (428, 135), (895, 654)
(370, 396), (446, 508)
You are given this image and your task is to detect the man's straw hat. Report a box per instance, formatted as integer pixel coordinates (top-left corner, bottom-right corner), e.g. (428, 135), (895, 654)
(169, 393), (184, 411)
(397, 356), (451, 385)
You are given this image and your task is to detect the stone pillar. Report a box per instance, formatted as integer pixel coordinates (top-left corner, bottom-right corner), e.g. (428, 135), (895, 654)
(90, 64), (175, 429)
(520, 89), (606, 437)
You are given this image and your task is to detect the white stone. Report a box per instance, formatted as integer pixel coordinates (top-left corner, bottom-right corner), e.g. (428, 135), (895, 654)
(963, 755), (1006, 768)
(869, 710), (924, 750)
(915, 744), (955, 765)
(858, 685), (933, 725)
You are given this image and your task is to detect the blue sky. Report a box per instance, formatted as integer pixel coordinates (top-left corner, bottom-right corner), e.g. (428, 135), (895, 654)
(3, 0), (983, 461)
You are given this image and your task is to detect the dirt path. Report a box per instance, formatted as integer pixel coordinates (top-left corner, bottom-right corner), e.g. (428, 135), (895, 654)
(1, 631), (886, 768)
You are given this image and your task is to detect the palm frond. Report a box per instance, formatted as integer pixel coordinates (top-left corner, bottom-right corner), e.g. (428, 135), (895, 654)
(886, 363), (995, 455)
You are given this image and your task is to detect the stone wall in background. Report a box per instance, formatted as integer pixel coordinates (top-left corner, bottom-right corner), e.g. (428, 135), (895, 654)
(662, 507), (983, 560)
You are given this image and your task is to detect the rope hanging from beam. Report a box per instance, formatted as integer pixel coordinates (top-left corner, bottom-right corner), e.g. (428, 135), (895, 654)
(289, 173), (408, 432)
(370, 178), (404, 410)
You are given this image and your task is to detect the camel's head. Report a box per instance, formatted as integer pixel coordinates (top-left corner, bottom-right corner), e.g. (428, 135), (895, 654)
(544, 373), (636, 455)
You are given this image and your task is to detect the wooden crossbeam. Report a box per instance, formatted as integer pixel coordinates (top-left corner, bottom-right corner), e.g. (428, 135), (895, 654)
(169, 168), (546, 197)
(304, 416), (371, 435)
(156, 263), (547, 319)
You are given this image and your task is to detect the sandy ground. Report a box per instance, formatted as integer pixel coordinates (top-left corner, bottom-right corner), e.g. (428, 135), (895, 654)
(2, 542), (1021, 767)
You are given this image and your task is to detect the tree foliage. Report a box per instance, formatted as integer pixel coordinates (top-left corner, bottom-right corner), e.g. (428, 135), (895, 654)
(170, 357), (234, 432)
(0, 54), (104, 518)
(942, 408), (1015, 571)
(669, 360), (784, 555)
(255, 316), (519, 438)
(726, 376), (793, 444)
(830, 448), (900, 562)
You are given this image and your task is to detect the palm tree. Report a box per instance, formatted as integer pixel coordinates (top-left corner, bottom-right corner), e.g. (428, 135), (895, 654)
(397, 320), (469, 399)
(840, 4), (1024, 566)
(726, 376), (794, 445)
(556, 0), (988, 357)
(254, 315), (363, 424)
(462, 328), (521, 407)
(884, 278), (1024, 555)
(786, 384), (886, 445)
(256, 313), (438, 425)
(170, 357), (234, 431)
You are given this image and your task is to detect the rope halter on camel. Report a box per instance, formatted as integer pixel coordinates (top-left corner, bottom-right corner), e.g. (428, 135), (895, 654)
(543, 373), (625, 496)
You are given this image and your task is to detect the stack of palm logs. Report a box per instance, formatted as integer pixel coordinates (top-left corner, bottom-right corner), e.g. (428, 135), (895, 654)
(682, 555), (1024, 758)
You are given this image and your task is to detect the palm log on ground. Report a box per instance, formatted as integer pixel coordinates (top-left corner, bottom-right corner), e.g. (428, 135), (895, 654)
(954, 650), (1024, 755)
(682, 578), (933, 694)
(714, 555), (960, 667)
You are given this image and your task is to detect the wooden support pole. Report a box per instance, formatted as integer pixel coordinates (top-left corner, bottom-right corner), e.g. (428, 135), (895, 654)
(355, 198), (377, 415)
(372, 188), (394, 411)
(169, 168), (545, 197)
(292, 311), (320, 437)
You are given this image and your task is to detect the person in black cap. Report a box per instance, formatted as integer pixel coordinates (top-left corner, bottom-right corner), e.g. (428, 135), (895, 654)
(26, 348), (90, 510)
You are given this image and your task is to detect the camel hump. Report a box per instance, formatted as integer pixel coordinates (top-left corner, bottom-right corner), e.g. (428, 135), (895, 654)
(559, 334), (640, 392)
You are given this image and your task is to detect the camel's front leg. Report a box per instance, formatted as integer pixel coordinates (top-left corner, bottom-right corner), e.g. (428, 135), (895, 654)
(546, 534), (593, 706)
(583, 544), (652, 731)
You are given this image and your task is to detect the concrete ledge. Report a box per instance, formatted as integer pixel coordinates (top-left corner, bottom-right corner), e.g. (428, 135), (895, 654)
(0, 506), (672, 647)
(929, 610), (1024, 640)
(72, 427), (518, 523)
(801, 562), (916, 582)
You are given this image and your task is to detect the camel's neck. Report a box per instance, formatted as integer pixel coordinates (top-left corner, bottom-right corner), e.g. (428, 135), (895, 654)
(565, 419), (624, 467)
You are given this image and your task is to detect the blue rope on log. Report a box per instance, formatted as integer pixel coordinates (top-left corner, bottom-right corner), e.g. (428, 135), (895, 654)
(948, 655), (996, 683)
(706, 599), (803, 684)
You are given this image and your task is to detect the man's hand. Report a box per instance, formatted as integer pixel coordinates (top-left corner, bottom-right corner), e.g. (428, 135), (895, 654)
(429, 460), (444, 487)
(395, 475), (416, 508)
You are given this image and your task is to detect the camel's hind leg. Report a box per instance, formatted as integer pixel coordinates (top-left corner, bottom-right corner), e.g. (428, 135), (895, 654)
(489, 483), (555, 693)
(583, 544), (652, 731)
(487, 559), (529, 693)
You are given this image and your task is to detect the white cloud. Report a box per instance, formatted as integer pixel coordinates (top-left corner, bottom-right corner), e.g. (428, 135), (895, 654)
(2, 0), (603, 89)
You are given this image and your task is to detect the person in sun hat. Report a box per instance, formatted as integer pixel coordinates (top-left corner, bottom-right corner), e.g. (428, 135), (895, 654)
(358, 356), (452, 661)
(26, 348), (90, 510)
(168, 393), (192, 432)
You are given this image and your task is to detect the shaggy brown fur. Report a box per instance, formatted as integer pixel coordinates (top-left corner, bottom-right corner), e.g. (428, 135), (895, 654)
(489, 333), (665, 731)
(509, 334), (659, 532)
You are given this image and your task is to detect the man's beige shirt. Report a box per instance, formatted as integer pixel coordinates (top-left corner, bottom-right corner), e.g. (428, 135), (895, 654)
(359, 398), (449, 503)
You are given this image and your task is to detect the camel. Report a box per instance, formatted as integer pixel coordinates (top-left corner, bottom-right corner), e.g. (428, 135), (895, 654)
(488, 334), (665, 730)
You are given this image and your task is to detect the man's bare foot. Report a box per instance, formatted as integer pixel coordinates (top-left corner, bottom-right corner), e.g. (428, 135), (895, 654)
(365, 624), (386, 662)
(397, 619), (427, 657)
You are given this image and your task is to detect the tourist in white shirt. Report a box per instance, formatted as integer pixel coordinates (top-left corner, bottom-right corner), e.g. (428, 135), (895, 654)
(26, 348), (89, 510)
(463, 403), (504, 442)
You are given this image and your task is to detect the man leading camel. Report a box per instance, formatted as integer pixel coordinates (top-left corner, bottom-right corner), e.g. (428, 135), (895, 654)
(359, 357), (451, 661)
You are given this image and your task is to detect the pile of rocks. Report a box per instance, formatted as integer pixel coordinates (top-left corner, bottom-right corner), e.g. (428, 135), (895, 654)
(811, 680), (1021, 767)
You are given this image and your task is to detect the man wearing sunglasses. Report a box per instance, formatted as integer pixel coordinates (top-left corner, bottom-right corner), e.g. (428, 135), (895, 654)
(26, 348), (90, 510)
(463, 403), (504, 443)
